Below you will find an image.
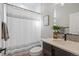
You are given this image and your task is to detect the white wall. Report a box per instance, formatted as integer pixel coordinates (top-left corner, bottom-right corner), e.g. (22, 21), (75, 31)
(41, 3), (54, 38)
(53, 3), (79, 27)
(56, 7), (69, 27)
(69, 12), (79, 34)
(41, 3), (79, 38)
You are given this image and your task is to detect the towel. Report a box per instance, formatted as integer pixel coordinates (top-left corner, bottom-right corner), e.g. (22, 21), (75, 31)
(1, 22), (9, 41)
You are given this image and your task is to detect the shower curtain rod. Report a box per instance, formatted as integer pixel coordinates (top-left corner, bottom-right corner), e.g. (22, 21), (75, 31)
(4, 3), (41, 15)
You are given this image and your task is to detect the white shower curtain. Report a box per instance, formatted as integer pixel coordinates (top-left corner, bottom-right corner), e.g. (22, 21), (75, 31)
(6, 17), (41, 49)
(5, 4), (41, 50)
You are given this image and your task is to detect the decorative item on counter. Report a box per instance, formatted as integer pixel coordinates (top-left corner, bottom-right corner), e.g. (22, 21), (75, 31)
(52, 25), (61, 39)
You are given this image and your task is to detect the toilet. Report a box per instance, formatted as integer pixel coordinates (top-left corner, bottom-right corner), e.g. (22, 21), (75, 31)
(30, 46), (42, 56)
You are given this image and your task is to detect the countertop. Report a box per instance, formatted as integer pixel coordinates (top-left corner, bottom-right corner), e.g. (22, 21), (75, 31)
(42, 38), (79, 56)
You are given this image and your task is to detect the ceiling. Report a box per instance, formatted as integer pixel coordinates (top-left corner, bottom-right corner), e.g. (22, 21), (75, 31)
(52, 3), (79, 14)
(9, 3), (79, 15)
(10, 3), (41, 13)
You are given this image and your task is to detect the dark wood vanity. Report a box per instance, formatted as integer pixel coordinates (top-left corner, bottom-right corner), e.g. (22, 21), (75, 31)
(43, 42), (77, 56)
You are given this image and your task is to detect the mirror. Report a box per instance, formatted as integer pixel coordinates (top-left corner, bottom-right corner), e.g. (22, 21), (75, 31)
(53, 3), (79, 34)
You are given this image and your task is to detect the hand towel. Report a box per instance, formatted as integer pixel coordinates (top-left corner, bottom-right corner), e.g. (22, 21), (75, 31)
(1, 22), (9, 41)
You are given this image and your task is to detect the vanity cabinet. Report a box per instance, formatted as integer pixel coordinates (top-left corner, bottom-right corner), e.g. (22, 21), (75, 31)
(43, 42), (76, 56)
(43, 42), (55, 56)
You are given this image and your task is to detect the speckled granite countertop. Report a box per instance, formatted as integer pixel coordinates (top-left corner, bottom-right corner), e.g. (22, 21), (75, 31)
(42, 38), (79, 56)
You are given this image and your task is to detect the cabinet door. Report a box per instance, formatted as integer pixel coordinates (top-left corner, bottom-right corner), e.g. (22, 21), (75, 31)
(43, 42), (53, 56)
(54, 46), (76, 56)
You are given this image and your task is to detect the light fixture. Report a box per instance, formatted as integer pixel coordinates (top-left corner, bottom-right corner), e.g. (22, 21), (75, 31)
(54, 8), (56, 18)
(53, 4), (57, 25)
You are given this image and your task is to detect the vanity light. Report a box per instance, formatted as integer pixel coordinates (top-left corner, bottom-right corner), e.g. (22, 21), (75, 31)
(54, 8), (56, 18)
(54, 4), (57, 25)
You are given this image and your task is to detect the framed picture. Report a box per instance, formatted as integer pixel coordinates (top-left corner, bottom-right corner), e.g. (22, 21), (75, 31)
(43, 15), (49, 26)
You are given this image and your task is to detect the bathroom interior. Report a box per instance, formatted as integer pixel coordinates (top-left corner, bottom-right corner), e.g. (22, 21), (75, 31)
(0, 3), (79, 56)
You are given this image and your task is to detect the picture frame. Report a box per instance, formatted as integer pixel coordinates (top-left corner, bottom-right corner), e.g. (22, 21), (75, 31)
(43, 15), (49, 26)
